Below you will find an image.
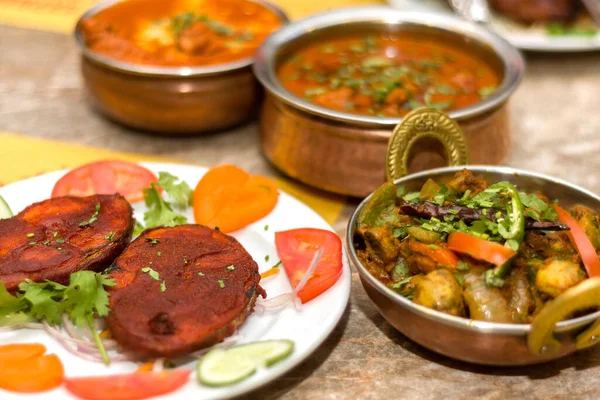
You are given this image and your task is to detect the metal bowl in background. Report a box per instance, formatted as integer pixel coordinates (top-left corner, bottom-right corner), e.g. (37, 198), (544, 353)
(254, 7), (525, 197)
(345, 110), (600, 365)
(74, 0), (289, 135)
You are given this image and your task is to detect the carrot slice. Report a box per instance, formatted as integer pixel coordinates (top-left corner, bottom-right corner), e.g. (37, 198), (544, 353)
(0, 354), (64, 393)
(0, 343), (46, 363)
(260, 268), (280, 279)
(136, 360), (156, 372)
(194, 166), (279, 233)
(194, 165), (250, 225)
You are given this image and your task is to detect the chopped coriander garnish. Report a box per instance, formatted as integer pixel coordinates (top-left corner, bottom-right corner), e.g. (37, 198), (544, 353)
(198, 272), (205, 277)
(457, 260), (469, 271)
(0, 271), (115, 365)
(157, 252), (162, 257)
(79, 202), (101, 227)
(264, 225), (269, 231)
(226, 265), (235, 271)
(141, 172), (192, 231)
(160, 281), (167, 292)
(53, 232), (59, 238)
(57, 247), (62, 251)
(271, 261), (282, 269)
(43, 240), (50, 246)
(28, 241), (36, 246)
(55, 238), (65, 244)
(145, 238), (160, 245)
(183, 257), (189, 264)
(141, 267), (160, 281)
(218, 279), (225, 289)
(104, 232), (115, 241)
(265, 255), (270, 262)
(26, 233), (35, 238)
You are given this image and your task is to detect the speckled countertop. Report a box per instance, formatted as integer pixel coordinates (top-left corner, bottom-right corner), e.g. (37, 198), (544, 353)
(2, 24), (600, 400)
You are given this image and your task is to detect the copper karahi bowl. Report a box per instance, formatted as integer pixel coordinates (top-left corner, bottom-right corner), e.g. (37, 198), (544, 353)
(346, 112), (600, 365)
(253, 7), (525, 197)
(74, 0), (288, 135)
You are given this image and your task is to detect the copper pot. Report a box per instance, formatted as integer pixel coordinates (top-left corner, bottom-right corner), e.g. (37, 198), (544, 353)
(346, 111), (600, 365)
(74, 0), (288, 135)
(254, 7), (524, 197)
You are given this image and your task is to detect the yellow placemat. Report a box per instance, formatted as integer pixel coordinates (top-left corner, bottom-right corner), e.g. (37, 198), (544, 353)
(0, 0), (385, 34)
(0, 132), (345, 225)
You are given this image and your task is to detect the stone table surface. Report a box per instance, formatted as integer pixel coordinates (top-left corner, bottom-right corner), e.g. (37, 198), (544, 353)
(3, 24), (600, 399)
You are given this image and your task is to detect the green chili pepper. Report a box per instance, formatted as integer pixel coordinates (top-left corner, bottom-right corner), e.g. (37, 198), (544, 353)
(484, 183), (525, 287)
(357, 182), (400, 228)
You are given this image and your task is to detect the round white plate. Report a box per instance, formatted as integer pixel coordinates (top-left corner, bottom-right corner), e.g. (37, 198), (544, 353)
(387, 0), (600, 52)
(0, 162), (351, 400)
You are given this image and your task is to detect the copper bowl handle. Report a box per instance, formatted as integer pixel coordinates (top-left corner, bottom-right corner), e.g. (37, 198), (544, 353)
(528, 277), (600, 356)
(385, 108), (470, 181)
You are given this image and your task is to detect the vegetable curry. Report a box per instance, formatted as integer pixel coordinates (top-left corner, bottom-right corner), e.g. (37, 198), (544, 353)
(354, 170), (600, 323)
(80, 0), (282, 67)
(277, 34), (500, 117)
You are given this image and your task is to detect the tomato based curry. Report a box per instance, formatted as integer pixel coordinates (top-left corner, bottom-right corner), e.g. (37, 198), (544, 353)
(80, 0), (282, 67)
(277, 34), (501, 117)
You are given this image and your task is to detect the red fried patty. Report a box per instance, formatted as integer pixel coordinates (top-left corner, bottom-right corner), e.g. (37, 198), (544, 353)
(0, 194), (134, 291)
(106, 224), (265, 359)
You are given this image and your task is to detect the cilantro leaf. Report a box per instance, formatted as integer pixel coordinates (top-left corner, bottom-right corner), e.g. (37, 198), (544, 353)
(19, 280), (65, 325)
(157, 172), (193, 209)
(518, 192), (557, 221)
(62, 271), (114, 326)
(143, 182), (188, 228)
(0, 282), (26, 316)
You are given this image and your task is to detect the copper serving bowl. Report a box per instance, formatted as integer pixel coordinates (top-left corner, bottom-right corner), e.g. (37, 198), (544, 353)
(345, 112), (600, 366)
(254, 7), (525, 197)
(74, 0), (288, 135)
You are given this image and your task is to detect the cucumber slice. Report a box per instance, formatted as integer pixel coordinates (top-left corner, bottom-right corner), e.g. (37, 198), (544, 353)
(0, 195), (13, 219)
(197, 339), (294, 387)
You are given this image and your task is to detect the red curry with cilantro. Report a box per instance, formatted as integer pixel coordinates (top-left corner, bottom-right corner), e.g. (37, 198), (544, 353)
(80, 0), (283, 67)
(277, 34), (501, 117)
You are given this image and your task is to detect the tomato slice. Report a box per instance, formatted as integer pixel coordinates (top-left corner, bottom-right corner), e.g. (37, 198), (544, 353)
(409, 239), (459, 268)
(0, 354), (64, 393)
(554, 204), (600, 277)
(275, 228), (343, 303)
(447, 232), (516, 267)
(51, 160), (158, 203)
(64, 370), (191, 400)
(193, 165), (279, 233)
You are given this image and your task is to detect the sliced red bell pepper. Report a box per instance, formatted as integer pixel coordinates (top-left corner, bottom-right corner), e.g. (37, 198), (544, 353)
(554, 204), (600, 277)
(447, 232), (516, 267)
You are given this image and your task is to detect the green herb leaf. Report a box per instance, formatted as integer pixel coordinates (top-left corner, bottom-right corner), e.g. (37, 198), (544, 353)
(457, 260), (469, 271)
(142, 267), (161, 281)
(79, 202), (101, 227)
(143, 182), (188, 229)
(157, 172), (193, 209)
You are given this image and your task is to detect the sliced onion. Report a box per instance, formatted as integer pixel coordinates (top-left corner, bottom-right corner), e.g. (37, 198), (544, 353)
(0, 322), (43, 332)
(291, 247), (323, 301)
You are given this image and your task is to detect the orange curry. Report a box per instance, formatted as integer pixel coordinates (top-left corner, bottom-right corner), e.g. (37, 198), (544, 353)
(277, 34), (501, 117)
(80, 0), (282, 67)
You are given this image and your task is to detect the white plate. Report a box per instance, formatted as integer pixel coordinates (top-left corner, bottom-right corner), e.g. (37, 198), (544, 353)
(0, 162), (351, 400)
(387, 0), (600, 52)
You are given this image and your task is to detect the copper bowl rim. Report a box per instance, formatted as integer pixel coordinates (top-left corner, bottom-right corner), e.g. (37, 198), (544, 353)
(346, 165), (600, 335)
(73, 0), (289, 77)
(253, 6), (525, 126)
